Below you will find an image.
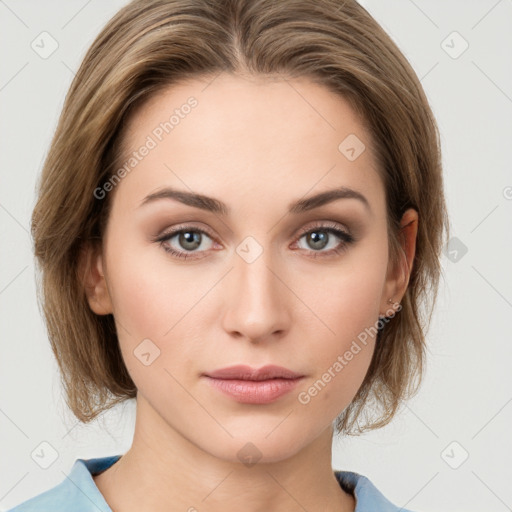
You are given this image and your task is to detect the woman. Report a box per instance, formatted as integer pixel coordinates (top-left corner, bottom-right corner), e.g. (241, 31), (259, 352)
(8, 0), (449, 510)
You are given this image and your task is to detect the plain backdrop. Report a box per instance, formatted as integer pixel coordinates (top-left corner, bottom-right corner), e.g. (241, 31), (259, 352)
(1, 1), (511, 511)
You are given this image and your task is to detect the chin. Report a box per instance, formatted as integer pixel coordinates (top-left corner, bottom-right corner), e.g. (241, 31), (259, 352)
(198, 421), (316, 465)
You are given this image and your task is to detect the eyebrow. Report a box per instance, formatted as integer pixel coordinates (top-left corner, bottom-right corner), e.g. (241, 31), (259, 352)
(139, 186), (371, 215)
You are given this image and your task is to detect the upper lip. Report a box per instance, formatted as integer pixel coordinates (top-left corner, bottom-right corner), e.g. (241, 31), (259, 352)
(204, 364), (303, 381)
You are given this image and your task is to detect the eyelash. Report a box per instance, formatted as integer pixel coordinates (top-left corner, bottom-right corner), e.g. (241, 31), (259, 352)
(153, 221), (355, 261)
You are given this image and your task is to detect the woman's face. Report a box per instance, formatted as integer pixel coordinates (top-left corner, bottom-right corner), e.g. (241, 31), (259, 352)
(88, 73), (406, 463)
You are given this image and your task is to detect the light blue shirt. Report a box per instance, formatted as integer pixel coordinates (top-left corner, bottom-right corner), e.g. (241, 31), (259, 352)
(7, 455), (416, 511)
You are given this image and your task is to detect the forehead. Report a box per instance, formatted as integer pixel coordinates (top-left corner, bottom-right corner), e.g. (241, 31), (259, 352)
(115, 73), (384, 215)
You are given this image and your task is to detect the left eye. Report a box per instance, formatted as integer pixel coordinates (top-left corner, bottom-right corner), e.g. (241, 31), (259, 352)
(298, 228), (342, 250)
(294, 225), (355, 257)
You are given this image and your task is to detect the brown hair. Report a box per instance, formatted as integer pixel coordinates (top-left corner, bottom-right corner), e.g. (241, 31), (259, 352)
(31, 0), (450, 434)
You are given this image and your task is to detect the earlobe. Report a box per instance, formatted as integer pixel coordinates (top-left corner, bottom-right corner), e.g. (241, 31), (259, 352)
(79, 242), (113, 315)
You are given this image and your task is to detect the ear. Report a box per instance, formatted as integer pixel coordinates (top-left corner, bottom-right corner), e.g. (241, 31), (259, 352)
(379, 208), (418, 316)
(78, 241), (113, 315)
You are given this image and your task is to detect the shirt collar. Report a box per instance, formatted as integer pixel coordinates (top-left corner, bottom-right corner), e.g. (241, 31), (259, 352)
(67, 456), (410, 512)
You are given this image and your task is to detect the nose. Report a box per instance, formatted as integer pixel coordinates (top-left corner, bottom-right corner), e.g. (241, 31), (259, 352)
(221, 247), (291, 344)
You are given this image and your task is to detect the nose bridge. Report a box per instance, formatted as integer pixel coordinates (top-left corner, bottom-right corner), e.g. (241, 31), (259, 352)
(222, 241), (289, 341)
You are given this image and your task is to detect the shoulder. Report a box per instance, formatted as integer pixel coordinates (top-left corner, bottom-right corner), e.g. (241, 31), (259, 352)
(7, 455), (122, 512)
(334, 469), (418, 512)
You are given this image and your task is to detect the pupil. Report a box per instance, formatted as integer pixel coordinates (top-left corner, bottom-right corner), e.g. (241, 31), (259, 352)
(180, 231), (201, 250)
(308, 231), (328, 250)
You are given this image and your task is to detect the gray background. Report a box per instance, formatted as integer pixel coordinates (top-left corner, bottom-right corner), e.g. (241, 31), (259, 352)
(1, 1), (511, 511)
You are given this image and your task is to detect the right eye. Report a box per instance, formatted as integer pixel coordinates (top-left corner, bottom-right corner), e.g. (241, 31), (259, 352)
(154, 225), (217, 260)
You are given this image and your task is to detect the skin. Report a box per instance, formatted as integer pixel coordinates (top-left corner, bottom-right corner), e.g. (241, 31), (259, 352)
(83, 72), (418, 512)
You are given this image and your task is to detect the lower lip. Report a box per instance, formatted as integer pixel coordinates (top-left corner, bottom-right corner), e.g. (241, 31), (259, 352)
(203, 376), (303, 404)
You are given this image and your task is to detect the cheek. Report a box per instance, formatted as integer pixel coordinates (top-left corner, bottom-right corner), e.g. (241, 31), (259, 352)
(103, 239), (217, 384)
(295, 295), (379, 422)
(105, 237), (206, 337)
(294, 247), (387, 411)
(300, 246), (387, 343)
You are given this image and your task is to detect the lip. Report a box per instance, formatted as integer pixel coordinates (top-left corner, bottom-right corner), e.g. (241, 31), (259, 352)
(203, 364), (303, 381)
(202, 365), (304, 404)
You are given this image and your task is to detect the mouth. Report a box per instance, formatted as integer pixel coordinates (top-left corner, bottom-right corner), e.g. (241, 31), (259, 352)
(203, 364), (304, 381)
(203, 376), (304, 404)
(202, 365), (305, 404)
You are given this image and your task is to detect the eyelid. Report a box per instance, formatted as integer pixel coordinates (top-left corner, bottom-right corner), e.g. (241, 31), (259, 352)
(295, 220), (351, 238)
(156, 220), (351, 243)
(157, 222), (217, 240)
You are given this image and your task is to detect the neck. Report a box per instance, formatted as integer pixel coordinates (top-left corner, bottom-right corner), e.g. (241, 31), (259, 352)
(93, 395), (355, 512)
